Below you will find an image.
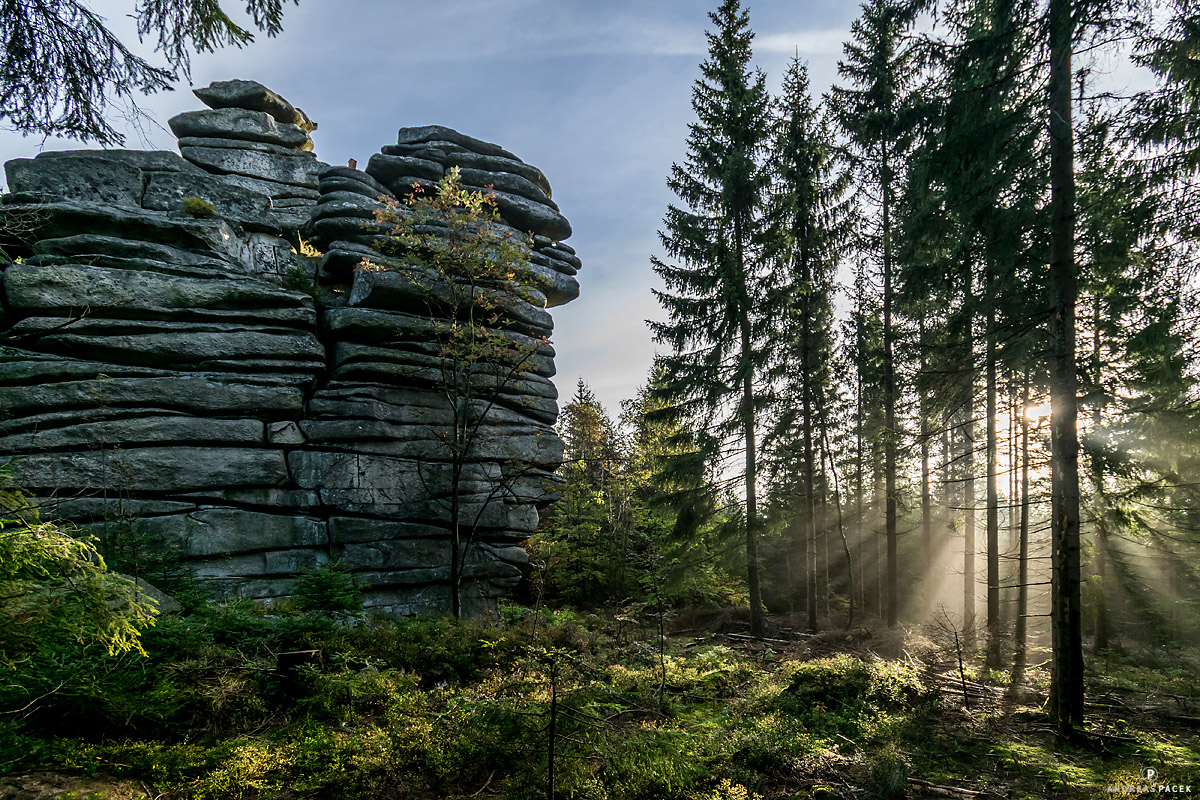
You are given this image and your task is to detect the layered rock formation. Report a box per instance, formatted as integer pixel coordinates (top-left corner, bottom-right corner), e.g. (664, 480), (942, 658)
(0, 81), (578, 616)
(171, 79), (320, 235)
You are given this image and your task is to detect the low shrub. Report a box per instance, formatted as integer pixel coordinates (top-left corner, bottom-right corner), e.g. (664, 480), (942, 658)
(291, 559), (362, 614)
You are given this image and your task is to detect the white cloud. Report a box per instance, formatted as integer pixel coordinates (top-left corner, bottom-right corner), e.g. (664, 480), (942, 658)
(756, 28), (847, 56)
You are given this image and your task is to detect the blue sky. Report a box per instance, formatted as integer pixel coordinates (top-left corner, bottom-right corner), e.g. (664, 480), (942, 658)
(0, 0), (864, 416)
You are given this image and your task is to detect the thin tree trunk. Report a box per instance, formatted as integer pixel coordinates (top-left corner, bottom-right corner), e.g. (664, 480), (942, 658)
(1094, 510), (1108, 651)
(921, 316), (933, 613)
(808, 466), (818, 633)
(547, 656), (558, 800)
(875, 454), (885, 618)
(1092, 295), (1108, 652)
(743, 333), (764, 638)
(1048, 0), (1084, 733)
(820, 411), (856, 628)
(1012, 369), (1031, 683)
(986, 270), (1001, 668)
(1005, 379), (1018, 635)
(450, 402), (465, 619)
(821, 447), (830, 621)
(856, 352), (866, 618)
(735, 207), (764, 638)
(883, 136), (899, 628)
(803, 264), (818, 633)
(964, 346), (977, 649)
(942, 416), (954, 611)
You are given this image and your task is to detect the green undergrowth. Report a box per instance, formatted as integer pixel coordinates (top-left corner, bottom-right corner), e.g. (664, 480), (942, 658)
(1, 603), (1198, 799)
(1089, 647), (1200, 697)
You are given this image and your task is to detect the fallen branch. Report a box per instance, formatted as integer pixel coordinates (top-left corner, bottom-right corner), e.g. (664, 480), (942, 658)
(909, 777), (983, 797)
(722, 632), (804, 645)
(469, 770), (495, 797)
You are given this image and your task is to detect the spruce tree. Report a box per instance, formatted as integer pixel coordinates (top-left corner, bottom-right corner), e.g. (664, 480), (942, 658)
(841, 265), (887, 619)
(650, 0), (772, 635)
(542, 381), (627, 604)
(1047, 0), (1085, 733)
(909, 0), (1043, 666)
(1132, 0), (1200, 187)
(1076, 108), (1157, 653)
(830, 0), (927, 628)
(763, 57), (853, 632)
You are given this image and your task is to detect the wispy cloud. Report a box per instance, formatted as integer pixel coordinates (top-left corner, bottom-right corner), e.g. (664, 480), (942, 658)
(349, 6), (709, 63)
(756, 28), (847, 57)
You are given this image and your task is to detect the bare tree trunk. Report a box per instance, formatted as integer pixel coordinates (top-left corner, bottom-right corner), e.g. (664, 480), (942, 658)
(743, 348), (764, 638)
(856, 352), (866, 618)
(820, 411), (856, 628)
(808, 472), (818, 633)
(1012, 370), (1031, 683)
(942, 416), (954, 611)
(821, 449), (831, 621)
(963, 352), (977, 649)
(882, 138), (899, 629)
(450, 399), (466, 620)
(875, 455), (885, 618)
(803, 276), (818, 633)
(1094, 519), (1108, 650)
(546, 655), (558, 800)
(1092, 296), (1109, 652)
(1048, 0), (1084, 733)
(1004, 379), (1018, 636)
(921, 317), (933, 614)
(986, 273), (1001, 668)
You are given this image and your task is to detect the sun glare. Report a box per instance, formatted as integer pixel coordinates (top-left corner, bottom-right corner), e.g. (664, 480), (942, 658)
(1024, 403), (1052, 420)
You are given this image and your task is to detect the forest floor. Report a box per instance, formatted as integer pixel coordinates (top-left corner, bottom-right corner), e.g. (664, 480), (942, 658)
(0, 602), (1197, 800)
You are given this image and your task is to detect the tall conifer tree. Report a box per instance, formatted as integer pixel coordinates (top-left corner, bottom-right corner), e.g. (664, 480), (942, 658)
(763, 58), (853, 632)
(651, 0), (772, 635)
(1047, 0), (1085, 733)
(911, 0), (1043, 665)
(831, 0), (927, 627)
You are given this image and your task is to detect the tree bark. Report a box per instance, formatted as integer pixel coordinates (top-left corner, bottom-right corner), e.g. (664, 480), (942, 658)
(1048, 0), (1084, 733)
(963, 331), (977, 649)
(856, 342), (866, 618)
(820, 415), (856, 628)
(882, 137), (899, 629)
(820, 444), (830, 621)
(1005, 379), (1018, 633)
(942, 417), (954, 610)
(742, 318), (764, 638)
(1012, 370), (1031, 683)
(1092, 295), (1109, 652)
(964, 412), (977, 649)
(986, 269), (1001, 668)
(803, 251), (818, 633)
(875, 451), (885, 617)
(921, 317), (933, 613)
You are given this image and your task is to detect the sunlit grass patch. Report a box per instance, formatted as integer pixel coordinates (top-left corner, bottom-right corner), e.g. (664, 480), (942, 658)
(1089, 647), (1200, 697)
(1124, 734), (1200, 788)
(992, 740), (1104, 796)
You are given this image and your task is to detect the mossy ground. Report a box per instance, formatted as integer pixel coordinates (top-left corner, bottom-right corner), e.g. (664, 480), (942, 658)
(1, 603), (1197, 799)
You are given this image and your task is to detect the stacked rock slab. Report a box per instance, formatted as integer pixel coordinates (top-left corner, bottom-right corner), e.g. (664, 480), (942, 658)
(170, 80), (322, 235)
(0, 84), (579, 616)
